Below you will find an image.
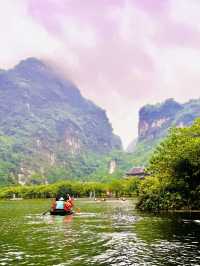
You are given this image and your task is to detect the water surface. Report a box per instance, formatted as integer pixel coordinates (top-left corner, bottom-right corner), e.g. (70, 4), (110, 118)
(0, 199), (200, 265)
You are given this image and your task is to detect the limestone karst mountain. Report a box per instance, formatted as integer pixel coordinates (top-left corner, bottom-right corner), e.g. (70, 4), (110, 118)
(128, 98), (200, 165)
(0, 58), (121, 184)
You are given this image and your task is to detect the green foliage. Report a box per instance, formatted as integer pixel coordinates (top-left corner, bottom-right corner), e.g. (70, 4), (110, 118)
(0, 141), (145, 186)
(137, 119), (200, 210)
(127, 138), (158, 166)
(0, 134), (22, 185)
(0, 177), (140, 199)
(129, 98), (200, 167)
(85, 150), (135, 182)
(0, 58), (122, 185)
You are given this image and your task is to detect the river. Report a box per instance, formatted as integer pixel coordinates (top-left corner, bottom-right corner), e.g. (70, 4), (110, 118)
(0, 199), (200, 265)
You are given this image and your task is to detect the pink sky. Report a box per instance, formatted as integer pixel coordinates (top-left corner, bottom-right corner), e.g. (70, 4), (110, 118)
(1, 0), (200, 147)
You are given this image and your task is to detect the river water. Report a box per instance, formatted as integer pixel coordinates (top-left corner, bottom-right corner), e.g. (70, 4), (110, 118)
(0, 199), (200, 266)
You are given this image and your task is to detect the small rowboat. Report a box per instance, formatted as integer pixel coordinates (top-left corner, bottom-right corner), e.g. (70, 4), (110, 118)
(50, 209), (73, 216)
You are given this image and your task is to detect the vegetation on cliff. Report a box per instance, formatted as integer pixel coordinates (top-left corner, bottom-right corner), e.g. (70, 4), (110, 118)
(0, 58), (121, 185)
(128, 98), (200, 166)
(137, 119), (200, 210)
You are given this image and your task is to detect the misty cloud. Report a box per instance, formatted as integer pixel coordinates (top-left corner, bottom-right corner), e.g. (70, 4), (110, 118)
(1, 0), (200, 147)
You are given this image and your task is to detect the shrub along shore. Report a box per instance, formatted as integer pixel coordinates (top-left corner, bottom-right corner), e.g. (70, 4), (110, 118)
(136, 119), (200, 211)
(0, 178), (139, 199)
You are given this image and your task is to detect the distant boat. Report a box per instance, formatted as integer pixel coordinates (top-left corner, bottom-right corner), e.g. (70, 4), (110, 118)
(10, 198), (23, 200)
(10, 194), (23, 200)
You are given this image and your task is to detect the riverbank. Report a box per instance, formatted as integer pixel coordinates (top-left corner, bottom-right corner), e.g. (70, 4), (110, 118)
(0, 178), (139, 199)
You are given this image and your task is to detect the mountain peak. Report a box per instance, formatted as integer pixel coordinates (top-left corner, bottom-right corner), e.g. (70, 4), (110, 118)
(17, 57), (45, 67)
(0, 57), (122, 184)
(14, 57), (49, 73)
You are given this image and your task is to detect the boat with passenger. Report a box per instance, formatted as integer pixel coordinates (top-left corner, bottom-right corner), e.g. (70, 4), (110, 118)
(50, 194), (74, 216)
(50, 209), (73, 216)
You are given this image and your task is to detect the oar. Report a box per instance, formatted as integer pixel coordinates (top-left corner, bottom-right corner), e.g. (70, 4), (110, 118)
(42, 210), (50, 215)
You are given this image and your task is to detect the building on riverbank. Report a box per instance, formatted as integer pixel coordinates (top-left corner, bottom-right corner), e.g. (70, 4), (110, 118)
(125, 167), (148, 179)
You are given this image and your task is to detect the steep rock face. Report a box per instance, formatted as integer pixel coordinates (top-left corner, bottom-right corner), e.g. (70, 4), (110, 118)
(128, 98), (200, 164)
(0, 58), (121, 184)
(138, 99), (183, 140)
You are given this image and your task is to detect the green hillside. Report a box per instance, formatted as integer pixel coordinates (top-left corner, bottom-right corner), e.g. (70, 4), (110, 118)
(0, 58), (121, 185)
(128, 99), (200, 166)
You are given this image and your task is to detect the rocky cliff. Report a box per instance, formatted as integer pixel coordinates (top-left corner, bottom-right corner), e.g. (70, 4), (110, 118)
(0, 58), (121, 185)
(138, 99), (183, 140)
(128, 98), (200, 164)
(138, 98), (200, 140)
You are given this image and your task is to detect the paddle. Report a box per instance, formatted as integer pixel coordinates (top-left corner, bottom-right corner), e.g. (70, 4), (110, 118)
(42, 210), (50, 215)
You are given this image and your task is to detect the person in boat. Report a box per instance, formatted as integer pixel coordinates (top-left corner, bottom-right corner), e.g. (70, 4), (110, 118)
(51, 196), (65, 211)
(50, 195), (60, 210)
(51, 195), (74, 213)
(56, 197), (65, 209)
(51, 198), (57, 211)
(66, 193), (72, 202)
(64, 194), (74, 212)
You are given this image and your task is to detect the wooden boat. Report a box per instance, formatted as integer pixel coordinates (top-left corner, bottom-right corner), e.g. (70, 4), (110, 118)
(50, 209), (73, 216)
(10, 198), (23, 200)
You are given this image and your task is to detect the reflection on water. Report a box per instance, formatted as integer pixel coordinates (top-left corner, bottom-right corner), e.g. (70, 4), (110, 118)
(0, 199), (200, 265)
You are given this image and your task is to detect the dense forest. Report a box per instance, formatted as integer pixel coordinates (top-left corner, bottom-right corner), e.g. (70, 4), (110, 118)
(137, 119), (200, 210)
(1, 119), (200, 212)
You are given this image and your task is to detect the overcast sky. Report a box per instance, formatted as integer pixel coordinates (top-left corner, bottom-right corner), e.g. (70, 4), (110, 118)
(1, 0), (200, 148)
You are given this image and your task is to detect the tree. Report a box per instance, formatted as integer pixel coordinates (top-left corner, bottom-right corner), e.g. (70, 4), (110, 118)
(137, 119), (200, 210)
